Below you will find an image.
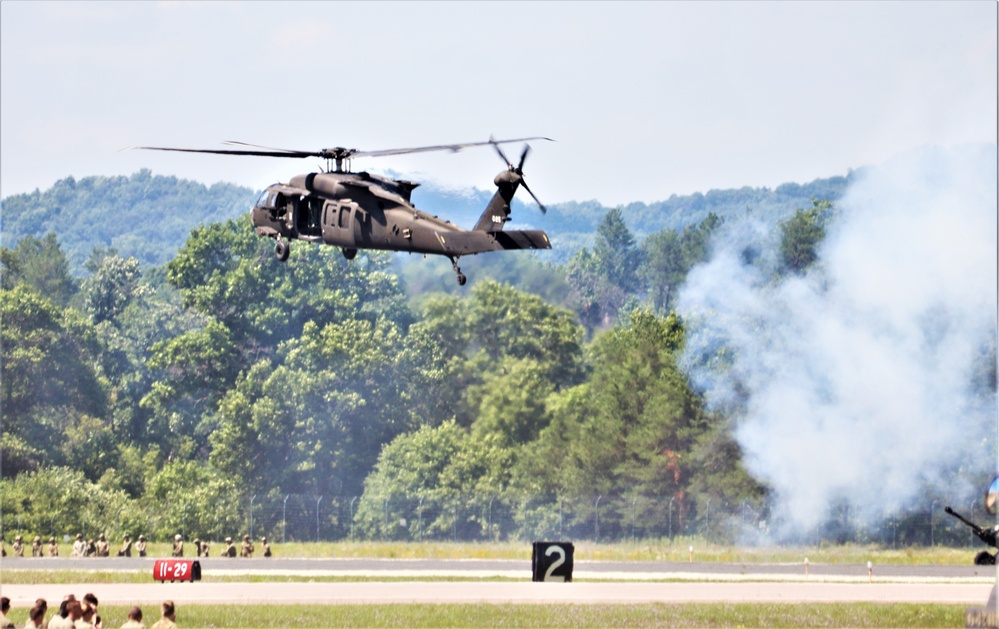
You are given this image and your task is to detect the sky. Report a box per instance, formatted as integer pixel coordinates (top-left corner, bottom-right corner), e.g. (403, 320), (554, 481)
(1, 1), (995, 207)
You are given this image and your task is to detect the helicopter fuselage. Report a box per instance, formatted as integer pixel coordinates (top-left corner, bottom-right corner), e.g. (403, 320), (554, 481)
(250, 170), (550, 259)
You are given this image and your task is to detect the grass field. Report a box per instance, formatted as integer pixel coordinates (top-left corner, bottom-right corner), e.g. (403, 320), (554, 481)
(0, 602), (970, 628)
(4, 541), (986, 628)
(27, 538), (982, 564)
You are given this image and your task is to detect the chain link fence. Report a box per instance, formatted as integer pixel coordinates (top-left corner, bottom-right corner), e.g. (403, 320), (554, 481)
(5, 493), (987, 547)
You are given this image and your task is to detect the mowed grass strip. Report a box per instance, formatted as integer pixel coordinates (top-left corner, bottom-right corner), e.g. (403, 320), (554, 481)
(1, 603), (967, 628)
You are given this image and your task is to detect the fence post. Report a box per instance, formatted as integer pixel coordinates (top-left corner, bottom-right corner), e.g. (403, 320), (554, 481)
(249, 495), (256, 539)
(417, 497), (424, 541)
(631, 497), (638, 543)
(669, 496), (675, 542)
(929, 501), (937, 546)
(349, 496), (357, 540)
(594, 495), (602, 541)
(316, 496), (323, 543)
(282, 495), (290, 544)
(487, 496), (494, 541)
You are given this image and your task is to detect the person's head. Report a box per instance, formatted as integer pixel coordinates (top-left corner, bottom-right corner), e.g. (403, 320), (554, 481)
(138, 535), (146, 542)
(99, 533), (105, 541)
(1, 597), (10, 614)
(34, 535), (41, 543)
(128, 606), (143, 622)
(15, 535), (22, 542)
(35, 598), (47, 613)
(174, 534), (182, 542)
(29, 605), (45, 625)
(58, 597), (73, 618)
(68, 600), (83, 620)
(83, 593), (98, 608)
(76, 533), (83, 541)
(161, 600), (175, 620)
(124, 533), (131, 540)
(49, 537), (56, 544)
(225, 536), (232, 543)
(243, 534), (249, 541)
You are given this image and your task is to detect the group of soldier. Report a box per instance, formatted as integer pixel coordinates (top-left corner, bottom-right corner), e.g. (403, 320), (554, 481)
(2, 532), (271, 558)
(170, 533), (271, 558)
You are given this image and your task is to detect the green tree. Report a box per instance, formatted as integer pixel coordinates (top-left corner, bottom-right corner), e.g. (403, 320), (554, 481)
(780, 199), (833, 273)
(354, 420), (513, 540)
(1, 285), (108, 475)
(640, 213), (722, 313)
(0, 232), (77, 306)
(593, 208), (642, 293)
(82, 253), (148, 324)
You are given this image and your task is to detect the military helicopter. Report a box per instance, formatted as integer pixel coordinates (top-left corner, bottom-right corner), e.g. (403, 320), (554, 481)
(131, 136), (552, 285)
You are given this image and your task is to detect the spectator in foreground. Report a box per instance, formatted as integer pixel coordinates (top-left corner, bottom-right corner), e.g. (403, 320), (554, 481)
(150, 601), (178, 629)
(0, 597), (14, 629)
(47, 597), (75, 629)
(121, 606), (146, 629)
(25, 604), (46, 629)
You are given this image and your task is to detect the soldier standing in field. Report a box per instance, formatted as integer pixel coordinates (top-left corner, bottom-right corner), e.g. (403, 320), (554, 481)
(72, 533), (86, 557)
(118, 533), (132, 557)
(31, 535), (43, 557)
(240, 534), (254, 557)
(12, 535), (24, 557)
(48, 536), (59, 556)
(172, 534), (183, 557)
(261, 536), (271, 557)
(222, 537), (236, 557)
(95, 533), (110, 557)
(136, 535), (147, 557)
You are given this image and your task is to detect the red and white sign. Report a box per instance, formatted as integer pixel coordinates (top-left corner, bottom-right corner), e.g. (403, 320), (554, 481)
(152, 559), (200, 582)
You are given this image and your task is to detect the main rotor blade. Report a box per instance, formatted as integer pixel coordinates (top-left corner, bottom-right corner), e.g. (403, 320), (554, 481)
(355, 136), (552, 159)
(127, 146), (318, 158)
(519, 178), (547, 214)
(222, 141), (313, 154)
(128, 137), (553, 162)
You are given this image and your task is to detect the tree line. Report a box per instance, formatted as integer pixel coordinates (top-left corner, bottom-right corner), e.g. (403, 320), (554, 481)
(1, 174), (841, 542)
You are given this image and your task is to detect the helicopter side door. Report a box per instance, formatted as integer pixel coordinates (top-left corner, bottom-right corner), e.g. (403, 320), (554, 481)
(321, 200), (356, 248)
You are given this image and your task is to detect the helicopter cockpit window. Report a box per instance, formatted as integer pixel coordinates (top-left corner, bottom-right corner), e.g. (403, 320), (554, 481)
(987, 474), (998, 516)
(256, 190), (276, 209)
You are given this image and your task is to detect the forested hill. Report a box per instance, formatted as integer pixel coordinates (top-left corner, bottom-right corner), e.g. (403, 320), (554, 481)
(1, 168), (853, 273)
(0, 170), (257, 273)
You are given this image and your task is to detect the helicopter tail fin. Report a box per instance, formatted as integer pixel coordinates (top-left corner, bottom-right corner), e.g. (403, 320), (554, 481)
(473, 174), (517, 232)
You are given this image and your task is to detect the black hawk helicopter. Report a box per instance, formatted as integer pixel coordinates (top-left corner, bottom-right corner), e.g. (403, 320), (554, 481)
(131, 137), (552, 285)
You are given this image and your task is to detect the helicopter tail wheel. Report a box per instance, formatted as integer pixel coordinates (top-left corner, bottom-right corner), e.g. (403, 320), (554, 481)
(449, 256), (467, 286)
(275, 240), (290, 262)
(342, 248), (357, 260)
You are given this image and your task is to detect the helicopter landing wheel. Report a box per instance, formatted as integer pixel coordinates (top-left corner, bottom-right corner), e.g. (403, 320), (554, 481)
(449, 256), (467, 286)
(275, 240), (290, 262)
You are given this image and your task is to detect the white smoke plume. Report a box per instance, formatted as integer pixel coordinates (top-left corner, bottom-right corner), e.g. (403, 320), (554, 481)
(678, 144), (997, 533)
